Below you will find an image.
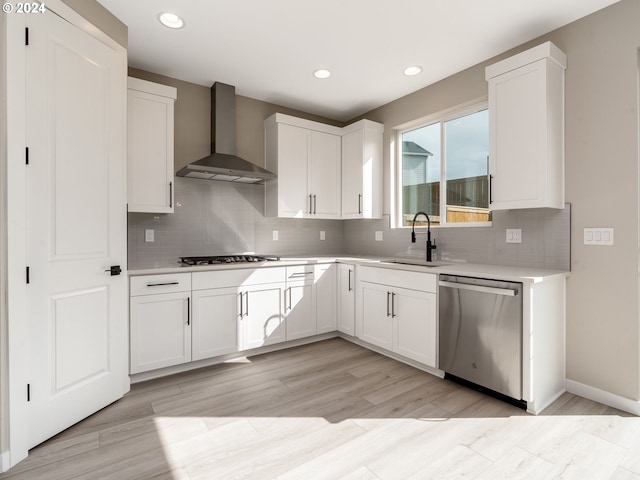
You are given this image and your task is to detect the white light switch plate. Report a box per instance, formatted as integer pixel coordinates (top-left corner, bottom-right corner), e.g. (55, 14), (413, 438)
(506, 228), (522, 244)
(584, 227), (614, 245)
(320, 230), (326, 240)
(272, 230), (279, 241)
(144, 229), (154, 242)
(375, 231), (383, 241)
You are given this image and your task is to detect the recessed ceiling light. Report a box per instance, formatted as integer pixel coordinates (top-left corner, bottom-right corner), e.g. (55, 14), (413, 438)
(158, 12), (184, 29)
(403, 65), (423, 76)
(313, 69), (332, 79)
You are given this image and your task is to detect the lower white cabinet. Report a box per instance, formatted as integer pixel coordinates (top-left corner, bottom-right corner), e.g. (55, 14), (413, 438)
(356, 266), (437, 368)
(241, 283), (285, 349)
(316, 264), (337, 334)
(129, 273), (192, 374)
(191, 287), (239, 361)
(337, 264), (355, 335)
(285, 266), (315, 340)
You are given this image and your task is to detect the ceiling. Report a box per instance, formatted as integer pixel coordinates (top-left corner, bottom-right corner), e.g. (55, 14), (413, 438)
(97, 0), (619, 122)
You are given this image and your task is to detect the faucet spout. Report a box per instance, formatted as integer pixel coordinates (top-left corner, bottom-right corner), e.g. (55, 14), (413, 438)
(411, 211), (437, 262)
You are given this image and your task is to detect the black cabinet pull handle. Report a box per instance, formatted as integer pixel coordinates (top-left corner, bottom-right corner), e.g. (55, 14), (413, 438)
(146, 281), (179, 287)
(348, 269), (352, 292)
(358, 193), (362, 214)
(386, 291), (390, 317)
(186, 297), (190, 325)
(105, 265), (122, 276)
(391, 292), (396, 318)
(239, 292), (244, 317)
(489, 175), (493, 204)
(169, 182), (173, 208)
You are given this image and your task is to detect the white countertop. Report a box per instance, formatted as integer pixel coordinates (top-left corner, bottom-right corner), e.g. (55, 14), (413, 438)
(128, 255), (568, 284)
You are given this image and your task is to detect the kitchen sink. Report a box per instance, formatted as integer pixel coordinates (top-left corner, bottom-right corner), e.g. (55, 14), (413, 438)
(381, 259), (452, 268)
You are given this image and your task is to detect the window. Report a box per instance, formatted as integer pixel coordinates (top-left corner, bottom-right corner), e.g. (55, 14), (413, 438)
(397, 104), (490, 227)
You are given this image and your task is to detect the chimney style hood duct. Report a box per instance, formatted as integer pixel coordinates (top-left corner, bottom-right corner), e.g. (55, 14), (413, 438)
(176, 82), (276, 184)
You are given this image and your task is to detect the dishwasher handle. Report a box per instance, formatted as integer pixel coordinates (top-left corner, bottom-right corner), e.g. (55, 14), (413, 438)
(439, 280), (518, 296)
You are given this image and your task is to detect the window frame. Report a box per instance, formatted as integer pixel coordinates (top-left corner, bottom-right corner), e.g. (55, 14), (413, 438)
(392, 99), (491, 229)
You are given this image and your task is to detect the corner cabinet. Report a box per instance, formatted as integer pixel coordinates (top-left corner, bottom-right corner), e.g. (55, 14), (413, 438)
(486, 41), (566, 210)
(265, 114), (342, 219)
(356, 266), (437, 368)
(341, 120), (383, 219)
(127, 77), (177, 213)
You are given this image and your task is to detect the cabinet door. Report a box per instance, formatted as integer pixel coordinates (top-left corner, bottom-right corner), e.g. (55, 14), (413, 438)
(241, 284), (285, 349)
(130, 292), (191, 374)
(285, 284), (315, 340)
(359, 282), (393, 350)
(127, 85), (175, 213)
(337, 264), (355, 336)
(316, 264), (337, 334)
(393, 288), (437, 367)
(309, 131), (341, 219)
(276, 123), (309, 217)
(191, 287), (239, 361)
(488, 58), (563, 210)
(341, 129), (364, 218)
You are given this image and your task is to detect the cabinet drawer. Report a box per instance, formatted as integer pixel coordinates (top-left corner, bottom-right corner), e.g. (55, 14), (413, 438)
(358, 266), (436, 293)
(286, 265), (315, 285)
(192, 267), (286, 290)
(130, 273), (191, 296)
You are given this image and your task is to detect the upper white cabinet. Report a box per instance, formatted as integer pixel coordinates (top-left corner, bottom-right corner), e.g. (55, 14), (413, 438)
(127, 77), (177, 213)
(341, 120), (383, 219)
(486, 42), (566, 210)
(265, 114), (342, 219)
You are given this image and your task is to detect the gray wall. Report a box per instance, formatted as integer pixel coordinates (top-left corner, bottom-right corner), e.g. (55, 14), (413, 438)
(0, 7), (8, 456)
(61, 0), (127, 48)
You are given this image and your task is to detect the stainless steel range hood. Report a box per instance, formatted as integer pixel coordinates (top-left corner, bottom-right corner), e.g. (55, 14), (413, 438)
(176, 82), (276, 184)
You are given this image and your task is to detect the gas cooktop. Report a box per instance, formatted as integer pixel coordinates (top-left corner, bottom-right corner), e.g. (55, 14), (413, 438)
(179, 255), (280, 266)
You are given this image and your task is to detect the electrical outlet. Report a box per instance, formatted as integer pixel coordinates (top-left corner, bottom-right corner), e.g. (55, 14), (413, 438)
(506, 229), (522, 244)
(272, 230), (279, 241)
(375, 231), (383, 241)
(144, 229), (154, 242)
(320, 230), (326, 240)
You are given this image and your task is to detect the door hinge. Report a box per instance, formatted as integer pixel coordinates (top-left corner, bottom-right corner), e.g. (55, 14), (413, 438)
(26, 147), (29, 165)
(25, 27), (29, 46)
(26, 266), (30, 284)
(27, 384), (31, 402)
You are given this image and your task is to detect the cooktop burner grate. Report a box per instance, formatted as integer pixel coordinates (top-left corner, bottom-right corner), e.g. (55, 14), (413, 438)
(179, 255), (280, 266)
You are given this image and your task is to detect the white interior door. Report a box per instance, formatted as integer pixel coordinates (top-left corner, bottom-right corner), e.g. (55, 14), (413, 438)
(25, 10), (128, 448)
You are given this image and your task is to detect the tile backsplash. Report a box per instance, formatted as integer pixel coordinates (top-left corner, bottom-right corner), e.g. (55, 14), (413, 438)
(343, 205), (571, 271)
(127, 177), (344, 269)
(128, 177), (570, 271)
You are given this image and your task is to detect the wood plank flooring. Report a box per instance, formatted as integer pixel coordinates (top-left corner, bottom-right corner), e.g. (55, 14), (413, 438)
(2, 337), (640, 479)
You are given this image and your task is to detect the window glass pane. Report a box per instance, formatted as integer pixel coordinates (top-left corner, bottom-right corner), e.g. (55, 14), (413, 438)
(401, 122), (440, 227)
(444, 109), (490, 223)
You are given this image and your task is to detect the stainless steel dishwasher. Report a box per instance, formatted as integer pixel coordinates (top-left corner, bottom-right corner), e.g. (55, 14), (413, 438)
(439, 274), (523, 403)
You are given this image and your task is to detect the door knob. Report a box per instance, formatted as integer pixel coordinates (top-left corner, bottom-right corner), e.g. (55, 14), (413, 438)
(105, 265), (122, 276)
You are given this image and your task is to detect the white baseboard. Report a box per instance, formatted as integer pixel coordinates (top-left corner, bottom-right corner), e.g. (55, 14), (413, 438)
(565, 379), (640, 416)
(0, 450), (10, 474)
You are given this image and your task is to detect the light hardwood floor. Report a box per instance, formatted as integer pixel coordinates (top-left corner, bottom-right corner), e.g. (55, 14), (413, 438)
(2, 337), (640, 479)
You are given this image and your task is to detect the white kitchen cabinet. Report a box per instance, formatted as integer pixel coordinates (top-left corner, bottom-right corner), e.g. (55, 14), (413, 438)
(356, 266), (437, 368)
(191, 287), (239, 361)
(341, 120), (383, 219)
(315, 263), (337, 334)
(337, 264), (356, 336)
(127, 77), (177, 213)
(486, 42), (566, 210)
(129, 273), (192, 374)
(285, 265), (316, 341)
(192, 267), (287, 351)
(265, 113), (342, 219)
(241, 284), (285, 349)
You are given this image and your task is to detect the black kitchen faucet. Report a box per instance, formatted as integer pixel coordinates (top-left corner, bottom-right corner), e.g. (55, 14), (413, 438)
(411, 211), (436, 262)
